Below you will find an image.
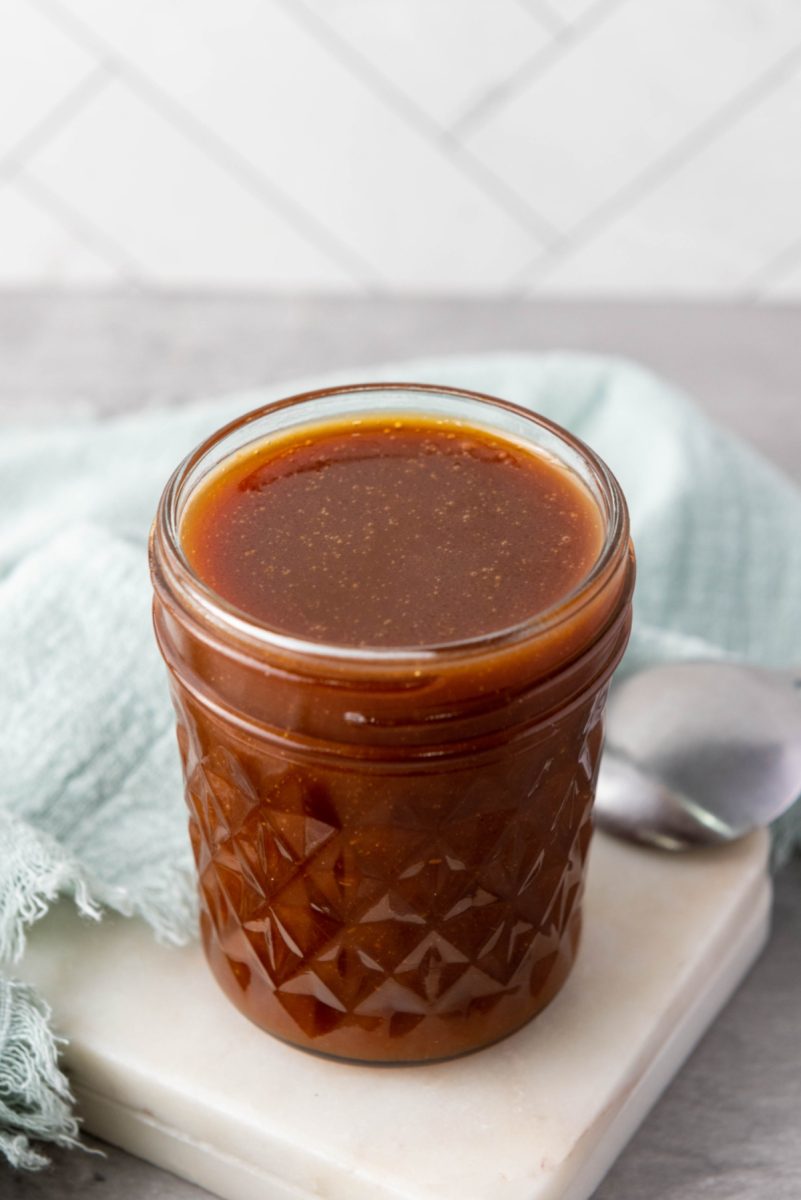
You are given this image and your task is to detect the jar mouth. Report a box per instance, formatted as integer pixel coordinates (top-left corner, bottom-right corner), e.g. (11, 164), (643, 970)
(154, 382), (630, 665)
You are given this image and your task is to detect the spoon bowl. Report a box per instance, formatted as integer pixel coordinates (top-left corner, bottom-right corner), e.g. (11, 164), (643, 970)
(595, 661), (801, 849)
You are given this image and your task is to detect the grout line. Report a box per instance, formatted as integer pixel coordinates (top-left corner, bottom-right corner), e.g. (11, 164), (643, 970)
(271, 0), (559, 244)
(0, 62), (144, 284)
(0, 63), (112, 180)
(513, 43), (801, 290)
(511, 0), (568, 38)
(449, 0), (630, 142)
(12, 172), (145, 284)
(27, 0), (383, 291)
(742, 235), (801, 298)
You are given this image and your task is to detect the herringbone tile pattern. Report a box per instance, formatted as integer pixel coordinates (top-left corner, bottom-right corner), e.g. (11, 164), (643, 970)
(1, 0), (800, 295)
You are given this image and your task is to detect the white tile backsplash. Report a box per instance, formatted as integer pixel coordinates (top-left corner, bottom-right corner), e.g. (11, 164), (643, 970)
(26, 79), (361, 288)
(759, 253), (801, 299)
(0, 180), (117, 281)
(543, 0), (606, 24)
(2, 0), (800, 297)
(43, 0), (540, 290)
(465, 0), (801, 231)
(309, 0), (550, 130)
(528, 64), (801, 293)
(0, 0), (95, 159)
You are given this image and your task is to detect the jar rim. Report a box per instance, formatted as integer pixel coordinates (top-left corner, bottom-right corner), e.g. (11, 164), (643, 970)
(152, 381), (630, 666)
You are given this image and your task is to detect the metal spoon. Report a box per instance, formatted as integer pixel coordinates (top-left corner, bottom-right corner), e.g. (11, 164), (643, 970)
(595, 661), (801, 849)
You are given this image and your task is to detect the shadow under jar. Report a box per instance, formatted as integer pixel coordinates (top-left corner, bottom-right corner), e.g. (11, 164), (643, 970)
(150, 383), (635, 1064)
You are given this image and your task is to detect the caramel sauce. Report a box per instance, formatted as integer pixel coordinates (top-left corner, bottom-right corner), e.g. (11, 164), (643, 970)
(153, 405), (632, 1062)
(180, 417), (603, 647)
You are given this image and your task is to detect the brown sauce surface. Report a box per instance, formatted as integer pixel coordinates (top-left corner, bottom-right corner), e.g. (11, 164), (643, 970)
(180, 416), (603, 647)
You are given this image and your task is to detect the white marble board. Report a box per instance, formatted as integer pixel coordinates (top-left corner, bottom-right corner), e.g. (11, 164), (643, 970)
(18, 830), (770, 1200)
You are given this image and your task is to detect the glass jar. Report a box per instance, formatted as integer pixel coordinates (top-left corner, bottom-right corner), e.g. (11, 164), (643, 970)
(150, 383), (634, 1063)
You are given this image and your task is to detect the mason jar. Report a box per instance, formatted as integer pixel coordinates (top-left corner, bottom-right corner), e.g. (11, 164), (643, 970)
(149, 383), (634, 1063)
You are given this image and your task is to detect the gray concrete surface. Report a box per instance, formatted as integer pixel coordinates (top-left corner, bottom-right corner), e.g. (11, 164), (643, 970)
(2, 293), (800, 1199)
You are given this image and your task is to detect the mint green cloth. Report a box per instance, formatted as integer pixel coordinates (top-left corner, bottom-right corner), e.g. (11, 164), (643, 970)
(1, 353), (800, 1168)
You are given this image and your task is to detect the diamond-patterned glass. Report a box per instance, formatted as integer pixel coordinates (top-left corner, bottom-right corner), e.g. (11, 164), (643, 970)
(174, 684), (605, 1063)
